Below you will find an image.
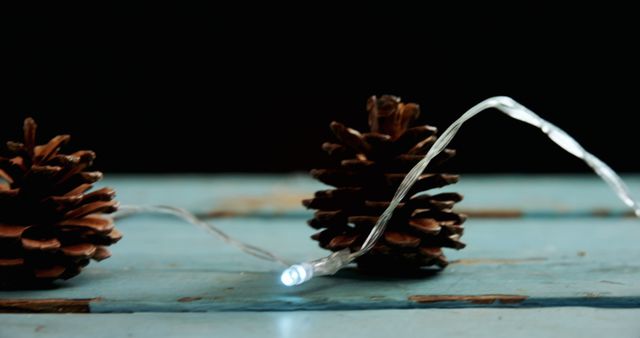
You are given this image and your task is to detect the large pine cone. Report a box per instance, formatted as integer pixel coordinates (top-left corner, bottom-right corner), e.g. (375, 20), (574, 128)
(303, 95), (466, 272)
(0, 118), (121, 287)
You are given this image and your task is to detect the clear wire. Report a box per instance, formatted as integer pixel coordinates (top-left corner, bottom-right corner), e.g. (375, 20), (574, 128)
(358, 96), (640, 255)
(116, 205), (291, 266)
(281, 95), (640, 286)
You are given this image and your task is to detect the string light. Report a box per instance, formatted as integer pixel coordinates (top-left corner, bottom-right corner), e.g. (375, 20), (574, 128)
(115, 96), (640, 287)
(280, 96), (640, 286)
(116, 205), (291, 266)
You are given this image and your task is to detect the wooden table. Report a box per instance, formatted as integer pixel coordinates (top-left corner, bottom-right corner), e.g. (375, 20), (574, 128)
(1, 175), (639, 337)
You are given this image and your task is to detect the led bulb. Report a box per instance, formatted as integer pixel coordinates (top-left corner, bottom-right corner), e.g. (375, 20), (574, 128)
(280, 264), (313, 286)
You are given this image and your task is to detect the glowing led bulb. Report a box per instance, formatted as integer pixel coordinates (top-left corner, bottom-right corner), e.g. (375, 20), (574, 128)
(280, 250), (352, 286)
(280, 264), (313, 286)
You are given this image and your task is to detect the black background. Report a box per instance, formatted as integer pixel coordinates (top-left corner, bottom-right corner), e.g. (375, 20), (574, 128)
(4, 7), (638, 173)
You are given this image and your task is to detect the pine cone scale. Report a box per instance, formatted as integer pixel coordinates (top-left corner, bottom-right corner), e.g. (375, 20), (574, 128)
(21, 237), (61, 251)
(0, 224), (28, 238)
(57, 215), (115, 232)
(61, 243), (97, 258)
(64, 200), (119, 219)
(33, 266), (66, 279)
(34, 135), (71, 164)
(0, 258), (24, 266)
(92, 247), (112, 261)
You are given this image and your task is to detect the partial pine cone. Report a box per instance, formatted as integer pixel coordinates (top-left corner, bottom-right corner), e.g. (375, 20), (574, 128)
(303, 95), (466, 272)
(0, 118), (121, 287)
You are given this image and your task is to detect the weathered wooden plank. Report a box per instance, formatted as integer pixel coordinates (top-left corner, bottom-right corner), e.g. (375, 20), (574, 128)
(1, 216), (638, 312)
(0, 299), (93, 313)
(102, 175), (640, 217)
(2, 308), (640, 338)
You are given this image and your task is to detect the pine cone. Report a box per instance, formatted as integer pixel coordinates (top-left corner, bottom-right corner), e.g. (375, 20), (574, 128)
(0, 118), (121, 287)
(303, 95), (466, 272)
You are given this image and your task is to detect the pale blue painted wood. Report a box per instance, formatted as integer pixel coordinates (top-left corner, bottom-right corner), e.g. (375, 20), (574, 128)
(99, 174), (322, 216)
(3, 175), (638, 336)
(2, 308), (640, 338)
(101, 174), (640, 217)
(1, 216), (638, 312)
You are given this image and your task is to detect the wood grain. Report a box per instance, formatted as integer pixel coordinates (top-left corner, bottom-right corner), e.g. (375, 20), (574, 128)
(0, 299), (95, 313)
